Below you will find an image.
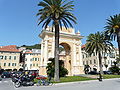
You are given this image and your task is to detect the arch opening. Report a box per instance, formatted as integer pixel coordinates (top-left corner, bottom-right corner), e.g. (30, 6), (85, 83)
(59, 43), (71, 76)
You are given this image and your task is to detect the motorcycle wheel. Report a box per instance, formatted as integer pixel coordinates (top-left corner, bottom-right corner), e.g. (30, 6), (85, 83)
(14, 82), (21, 88)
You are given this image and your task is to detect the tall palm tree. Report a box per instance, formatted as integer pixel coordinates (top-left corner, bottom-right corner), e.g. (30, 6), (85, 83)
(37, 0), (76, 82)
(104, 14), (120, 59)
(85, 32), (113, 81)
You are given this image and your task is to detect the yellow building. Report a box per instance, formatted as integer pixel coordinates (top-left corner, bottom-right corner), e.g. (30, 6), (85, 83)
(0, 45), (21, 70)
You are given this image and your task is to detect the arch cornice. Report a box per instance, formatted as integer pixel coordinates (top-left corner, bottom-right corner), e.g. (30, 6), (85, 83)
(39, 30), (84, 40)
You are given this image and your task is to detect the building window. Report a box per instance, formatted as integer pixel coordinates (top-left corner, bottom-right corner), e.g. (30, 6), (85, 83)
(9, 56), (12, 60)
(4, 63), (6, 66)
(14, 63), (16, 66)
(86, 61), (88, 65)
(12, 63), (14, 66)
(4, 56), (7, 60)
(94, 59), (96, 64)
(83, 61), (85, 65)
(35, 58), (37, 61)
(30, 64), (32, 67)
(0, 56), (3, 59)
(30, 58), (32, 61)
(36, 64), (38, 66)
(83, 55), (84, 59)
(8, 63), (10, 66)
(90, 60), (92, 64)
(33, 64), (35, 66)
(14, 56), (16, 60)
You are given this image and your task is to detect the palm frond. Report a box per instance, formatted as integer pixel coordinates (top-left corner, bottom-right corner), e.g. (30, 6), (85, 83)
(37, 0), (76, 29)
(43, 0), (53, 5)
(38, 1), (50, 8)
(85, 31), (113, 56)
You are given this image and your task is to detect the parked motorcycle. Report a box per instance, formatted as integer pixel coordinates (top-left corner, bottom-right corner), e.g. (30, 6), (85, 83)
(12, 74), (35, 88)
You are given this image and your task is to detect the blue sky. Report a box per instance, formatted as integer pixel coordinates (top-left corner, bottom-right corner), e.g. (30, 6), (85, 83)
(0, 0), (120, 46)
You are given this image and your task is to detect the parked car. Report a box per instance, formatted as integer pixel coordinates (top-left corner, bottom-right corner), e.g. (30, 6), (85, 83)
(1, 71), (11, 78)
(103, 71), (112, 74)
(88, 71), (98, 75)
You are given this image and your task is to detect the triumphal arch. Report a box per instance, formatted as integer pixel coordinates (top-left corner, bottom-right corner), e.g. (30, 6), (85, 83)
(39, 27), (84, 76)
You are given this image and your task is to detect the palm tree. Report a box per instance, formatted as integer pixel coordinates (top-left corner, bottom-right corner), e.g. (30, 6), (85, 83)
(37, 0), (76, 82)
(85, 32), (113, 81)
(104, 14), (120, 59)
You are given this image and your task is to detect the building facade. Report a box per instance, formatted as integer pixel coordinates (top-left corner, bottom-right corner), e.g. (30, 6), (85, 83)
(0, 46), (41, 71)
(81, 45), (117, 72)
(0, 45), (21, 70)
(24, 49), (41, 70)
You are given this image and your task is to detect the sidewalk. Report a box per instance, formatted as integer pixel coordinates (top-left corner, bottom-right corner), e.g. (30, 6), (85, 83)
(78, 74), (98, 78)
(54, 78), (120, 86)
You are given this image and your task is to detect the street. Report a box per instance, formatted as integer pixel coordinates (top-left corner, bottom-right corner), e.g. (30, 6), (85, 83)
(0, 78), (120, 90)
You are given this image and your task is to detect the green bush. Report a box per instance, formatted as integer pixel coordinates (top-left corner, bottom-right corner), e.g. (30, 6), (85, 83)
(109, 66), (119, 74)
(46, 58), (68, 77)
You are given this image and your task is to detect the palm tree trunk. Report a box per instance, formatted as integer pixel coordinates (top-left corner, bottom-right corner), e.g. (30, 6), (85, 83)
(54, 20), (60, 82)
(98, 52), (102, 81)
(117, 31), (120, 60)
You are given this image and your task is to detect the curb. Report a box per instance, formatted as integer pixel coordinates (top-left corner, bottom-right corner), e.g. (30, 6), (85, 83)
(54, 78), (120, 86)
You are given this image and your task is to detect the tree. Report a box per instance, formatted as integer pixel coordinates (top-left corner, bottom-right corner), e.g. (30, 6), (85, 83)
(21, 44), (41, 49)
(104, 14), (120, 59)
(37, 0), (76, 82)
(109, 61), (120, 74)
(85, 32), (113, 81)
(46, 58), (68, 78)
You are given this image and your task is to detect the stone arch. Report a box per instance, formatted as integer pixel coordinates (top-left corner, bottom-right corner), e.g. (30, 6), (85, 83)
(39, 27), (84, 76)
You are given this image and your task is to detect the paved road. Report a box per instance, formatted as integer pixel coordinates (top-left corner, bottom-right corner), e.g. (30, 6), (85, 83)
(0, 78), (120, 90)
(0, 78), (14, 90)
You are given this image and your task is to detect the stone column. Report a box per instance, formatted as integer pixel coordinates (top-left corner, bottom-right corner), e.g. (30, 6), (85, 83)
(73, 42), (77, 66)
(79, 41), (83, 66)
(44, 39), (48, 66)
(40, 40), (44, 67)
(72, 40), (77, 75)
(78, 42), (84, 74)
